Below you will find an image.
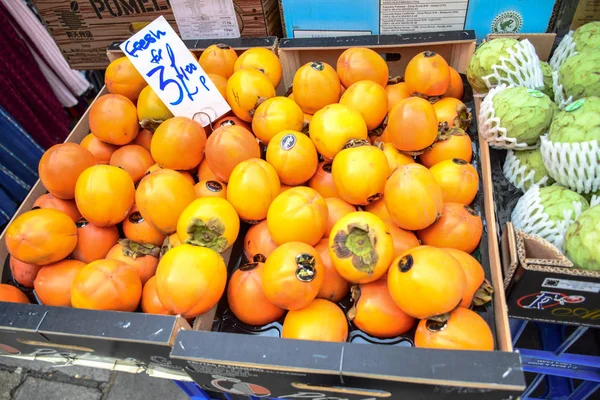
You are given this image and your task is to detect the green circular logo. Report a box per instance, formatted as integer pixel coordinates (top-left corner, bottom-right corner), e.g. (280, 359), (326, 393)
(527, 89), (544, 98)
(491, 11), (523, 33)
(566, 99), (585, 112)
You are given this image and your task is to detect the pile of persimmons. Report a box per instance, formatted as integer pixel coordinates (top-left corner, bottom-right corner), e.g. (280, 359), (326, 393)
(1, 45), (494, 351)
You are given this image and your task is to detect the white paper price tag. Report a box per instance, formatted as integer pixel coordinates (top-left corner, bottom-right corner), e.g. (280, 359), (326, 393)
(121, 16), (230, 126)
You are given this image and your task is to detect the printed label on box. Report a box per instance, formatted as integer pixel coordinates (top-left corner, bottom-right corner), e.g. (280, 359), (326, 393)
(542, 278), (600, 294)
(120, 16), (230, 126)
(170, 0), (240, 40)
(379, 0), (468, 34)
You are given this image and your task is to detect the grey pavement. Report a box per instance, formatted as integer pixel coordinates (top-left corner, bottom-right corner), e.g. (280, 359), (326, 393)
(0, 357), (188, 400)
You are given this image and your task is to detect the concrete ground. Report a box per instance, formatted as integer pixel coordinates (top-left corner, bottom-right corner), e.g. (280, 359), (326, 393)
(0, 356), (189, 400)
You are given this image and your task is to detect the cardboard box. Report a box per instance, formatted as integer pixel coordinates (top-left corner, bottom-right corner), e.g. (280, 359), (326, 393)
(166, 32), (526, 399)
(501, 223), (600, 328)
(550, 0), (600, 39)
(279, 0), (558, 41)
(31, 0), (281, 69)
(0, 38), (277, 370)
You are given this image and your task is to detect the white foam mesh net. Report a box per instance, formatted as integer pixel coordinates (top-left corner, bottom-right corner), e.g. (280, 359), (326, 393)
(512, 185), (585, 250)
(503, 150), (551, 192)
(590, 195), (600, 207)
(552, 69), (573, 110)
(479, 85), (539, 150)
(540, 135), (600, 194)
(481, 39), (544, 90)
(549, 31), (577, 71)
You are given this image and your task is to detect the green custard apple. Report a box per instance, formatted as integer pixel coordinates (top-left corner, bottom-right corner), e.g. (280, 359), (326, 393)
(503, 148), (555, 192)
(538, 61), (554, 99)
(491, 87), (556, 146)
(564, 204), (600, 271)
(547, 96), (600, 143)
(557, 50), (600, 102)
(512, 185), (589, 249)
(571, 21), (600, 54)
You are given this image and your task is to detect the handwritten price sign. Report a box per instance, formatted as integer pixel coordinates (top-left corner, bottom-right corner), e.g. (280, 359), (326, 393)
(121, 16), (230, 126)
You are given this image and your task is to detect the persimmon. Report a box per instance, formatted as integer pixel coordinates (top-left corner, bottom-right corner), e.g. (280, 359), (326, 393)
(340, 80), (388, 130)
(136, 169), (196, 234)
(145, 163), (196, 185)
(386, 82), (412, 111)
(387, 97), (438, 152)
(5, 208), (77, 265)
(195, 180), (227, 199)
(89, 94), (139, 145)
(33, 259), (85, 307)
(39, 143), (97, 199)
(266, 131), (318, 185)
(377, 126), (392, 143)
(337, 47), (389, 88)
(444, 248), (487, 308)
(387, 246), (466, 319)
(430, 158), (479, 205)
(0, 284), (29, 304)
(9, 257), (41, 288)
(177, 197), (240, 253)
(80, 133), (118, 164)
(105, 56), (147, 101)
(199, 44), (238, 79)
(379, 142), (415, 176)
(404, 51), (450, 97)
(137, 86), (174, 131)
(324, 198), (356, 238)
(415, 308), (493, 351)
(315, 239), (349, 302)
(385, 222), (420, 259)
(263, 242), (324, 310)
(267, 187), (328, 246)
(123, 205), (166, 247)
(151, 117), (207, 170)
(33, 193), (81, 222)
(350, 279), (415, 338)
(132, 129), (153, 152)
(197, 159), (218, 182)
(419, 128), (472, 168)
(71, 259), (142, 311)
(292, 61), (341, 115)
(252, 97), (304, 144)
(155, 244), (227, 318)
(433, 97), (471, 129)
(364, 197), (392, 223)
(213, 115), (251, 133)
(228, 159), (280, 222)
(75, 165), (135, 227)
(109, 144), (154, 183)
(70, 218), (119, 263)
(384, 164), (443, 230)
(329, 211), (393, 284)
(205, 125), (261, 182)
(226, 68), (276, 122)
(141, 276), (173, 315)
(228, 262), (285, 325)
(332, 143), (388, 206)
(417, 203), (483, 253)
(244, 220), (278, 262)
(234, 47), (282, 87)
(282, 299), (348, 342)
(208, 74), (228, 99)
(445, 67), (464, 99)
(309, 104), (368, 160)
(106, 240), (159, 285)
(308, 161), (339, 198)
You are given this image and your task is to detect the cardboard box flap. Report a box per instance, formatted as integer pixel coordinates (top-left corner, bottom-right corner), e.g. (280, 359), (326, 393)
(486, 33), (556, 61)
(518, 230), (572, 268)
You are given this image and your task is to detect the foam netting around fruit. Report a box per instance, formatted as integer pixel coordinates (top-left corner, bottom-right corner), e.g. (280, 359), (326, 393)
(552, 70), (575, 110)
(512, 185), (586, 250)
(481, 39), (544, 91)
(503, 150), (552, 192)
(540, 135), (600, 194)
(479, 85), (540, 150)
(549, 31), (576, 71)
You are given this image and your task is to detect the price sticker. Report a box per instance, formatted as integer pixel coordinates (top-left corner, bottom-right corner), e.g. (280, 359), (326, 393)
(121, 16), (230, 126)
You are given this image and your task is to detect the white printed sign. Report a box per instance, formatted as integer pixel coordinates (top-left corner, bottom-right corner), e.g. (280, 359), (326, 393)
(170, 0), (240, 40)
(121, 16), (231, 126)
